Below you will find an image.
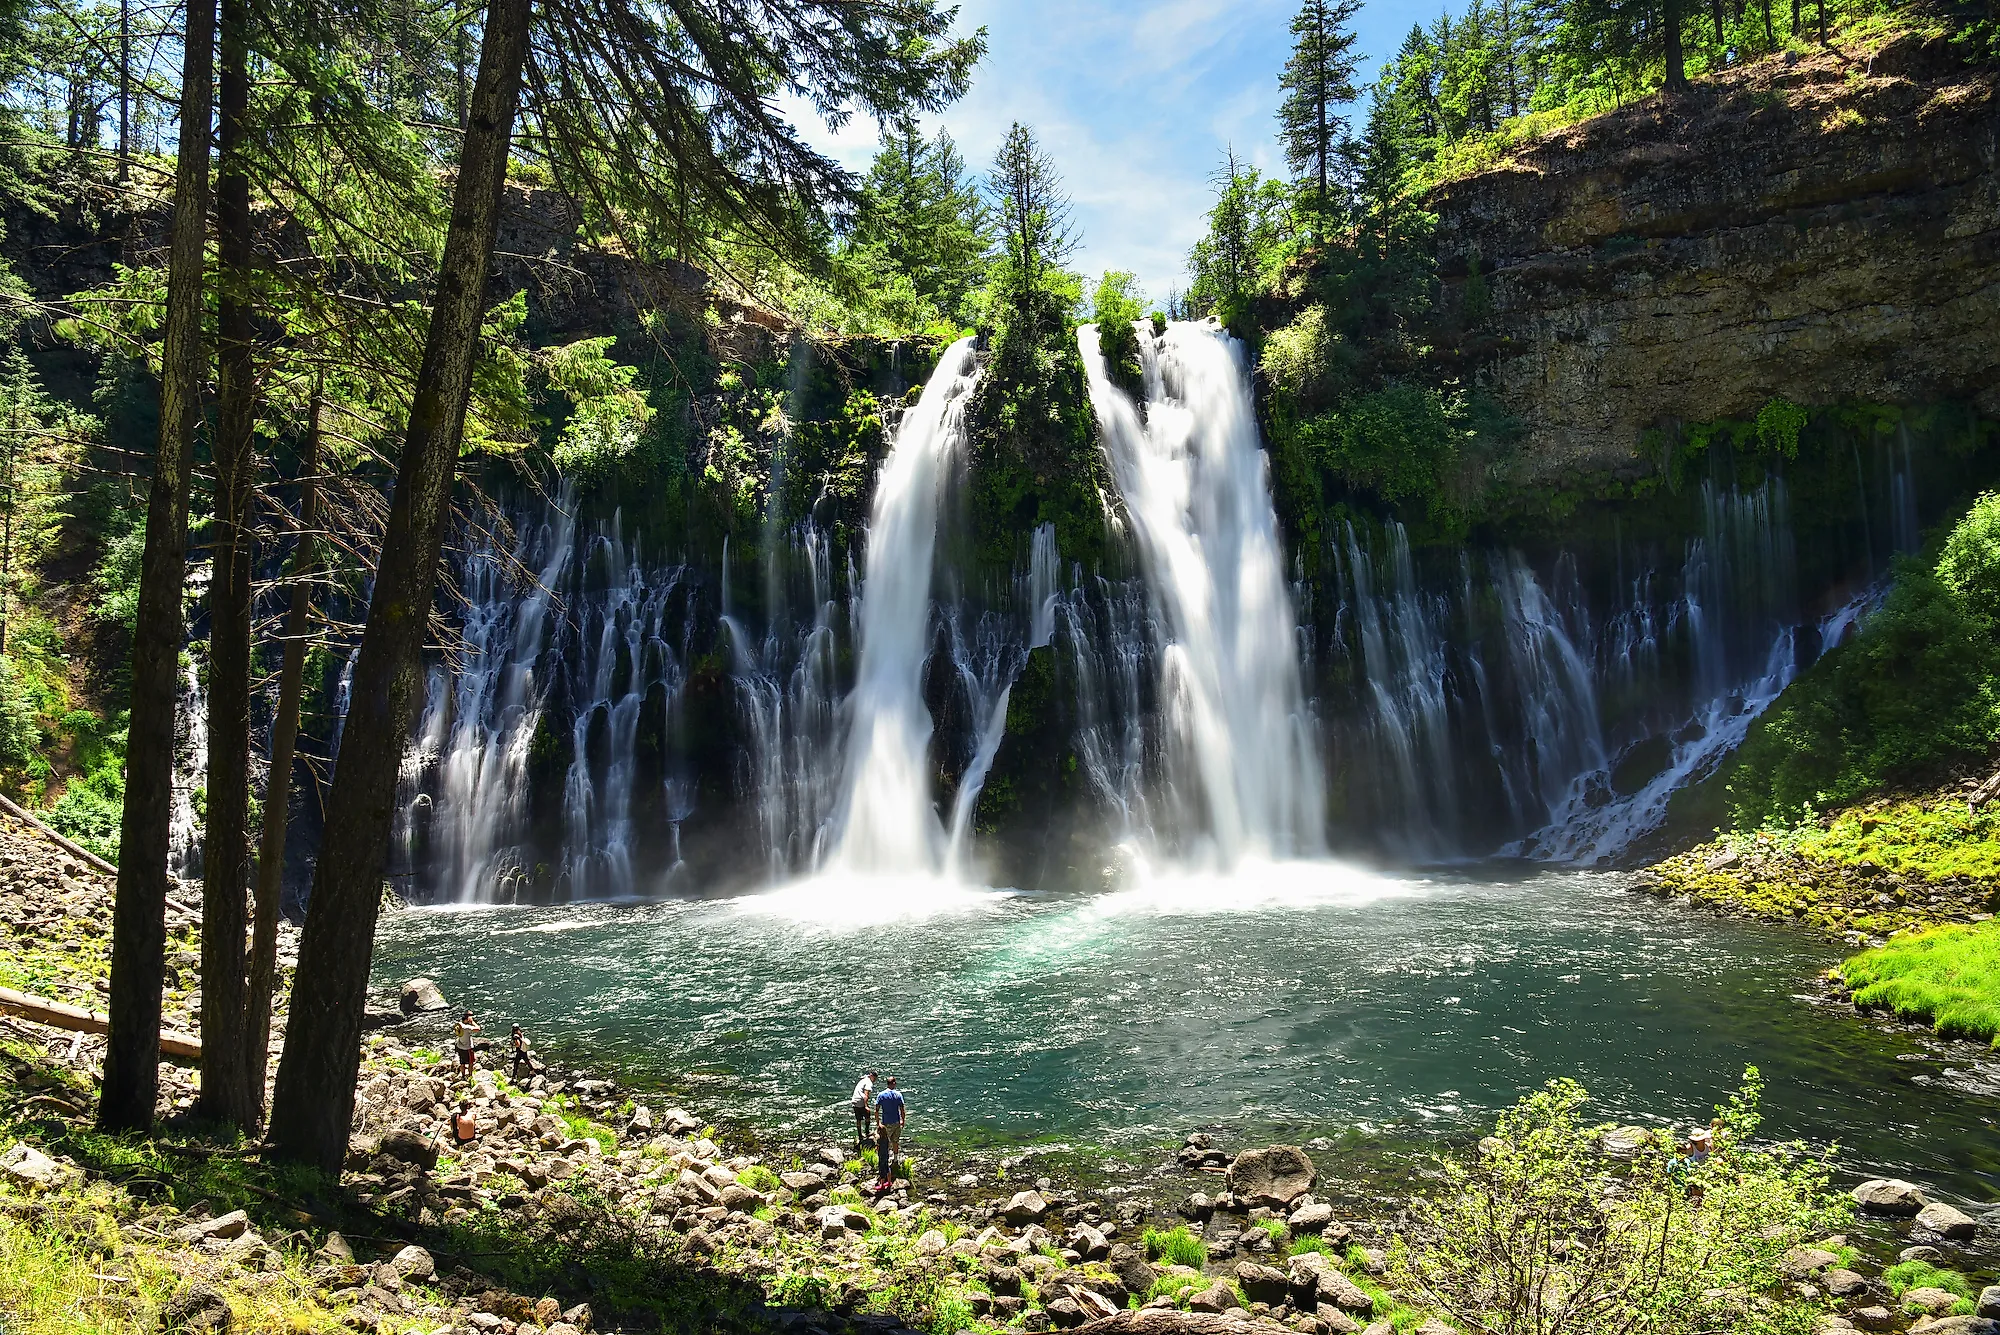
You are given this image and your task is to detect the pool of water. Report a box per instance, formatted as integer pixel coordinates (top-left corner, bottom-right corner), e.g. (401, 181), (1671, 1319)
(372, 861), (2000, 1200)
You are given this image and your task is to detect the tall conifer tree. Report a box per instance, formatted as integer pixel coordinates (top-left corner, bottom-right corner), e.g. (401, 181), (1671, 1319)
(1277, 0), (1362, 240)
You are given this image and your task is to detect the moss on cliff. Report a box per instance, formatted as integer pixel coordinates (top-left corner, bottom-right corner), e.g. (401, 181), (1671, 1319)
(965, 291), (1111, 568)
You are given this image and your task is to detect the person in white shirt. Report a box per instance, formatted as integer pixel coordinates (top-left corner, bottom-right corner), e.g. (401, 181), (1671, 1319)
(453, 1010), (481, 1077)
(850, 1070), (877, 1146)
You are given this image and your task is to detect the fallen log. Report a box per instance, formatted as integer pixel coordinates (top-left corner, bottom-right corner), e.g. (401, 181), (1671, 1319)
(0, 793), (118, 876)
(0, 985), (201, 1061)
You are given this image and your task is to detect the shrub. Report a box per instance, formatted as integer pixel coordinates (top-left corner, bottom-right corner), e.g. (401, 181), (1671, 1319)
(1142, 1224), (1207, 1269)
(1395, 1070), (1848, 1335)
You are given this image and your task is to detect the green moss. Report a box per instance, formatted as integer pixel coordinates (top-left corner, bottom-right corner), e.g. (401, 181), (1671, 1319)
(1841, 921), (2000, 1047)
(1800, 801), (2000, 882)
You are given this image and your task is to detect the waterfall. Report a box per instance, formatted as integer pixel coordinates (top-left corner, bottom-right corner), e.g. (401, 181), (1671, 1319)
(827, 336), (982, 874)
(168, 652), (208, 882)
(1080, 320), (1326, 866)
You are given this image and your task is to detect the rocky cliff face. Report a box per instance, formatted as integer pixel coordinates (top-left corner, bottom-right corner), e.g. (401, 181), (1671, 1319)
(1431, 33), (2000, 481)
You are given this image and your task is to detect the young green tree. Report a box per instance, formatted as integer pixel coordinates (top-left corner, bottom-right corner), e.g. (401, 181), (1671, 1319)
(986, 121), (1077, 329)
(1277, 0), (1362, 240)
(848, 114), (991, 327)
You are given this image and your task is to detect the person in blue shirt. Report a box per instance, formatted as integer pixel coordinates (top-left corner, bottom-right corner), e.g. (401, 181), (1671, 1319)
(872, 1076), (908, 1191)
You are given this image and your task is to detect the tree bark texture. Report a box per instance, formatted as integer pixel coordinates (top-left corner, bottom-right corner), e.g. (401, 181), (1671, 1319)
(1664, 0), (1689, 91)
(243, 393), (320, 1128)
(266, 0), (533, 1171)
(98, 0), (215, 1135)
(198, 0), (257, 1132)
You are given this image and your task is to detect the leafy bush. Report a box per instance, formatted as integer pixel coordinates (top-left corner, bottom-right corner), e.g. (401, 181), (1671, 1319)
(1395, 1070), (1848, 1335)
(1842, 921), (2000, 1047)
(1142, 1224), (1207, 1269)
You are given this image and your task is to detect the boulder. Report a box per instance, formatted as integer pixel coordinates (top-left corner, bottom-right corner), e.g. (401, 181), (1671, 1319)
(1227, 1146), (1316, 1208)
(379, 1129), (439, 1170)
(182, 1210), (251, 1242)
(1782, 1248), (1840, 1278)
(399, 977), (447, 1015)
(1601, 1126), (1652, 1159)
(1189, 1283), (1240, 1313)
(781, 1171), (826, 1192)
(161, 1281), (234, 1333)
(718, 1183), (765, 1213)
(1072, 1223), (1111, 1260)
(678, 1169), (721, 1202)
(1005, 1189), (1051, 1224)
(1045, 1296), (1086, 1329)
(317, 1232), (356, 1264)
(1916, 1202), (1980, 1240)
(1852, 1179), (1927, 1216)
(916, 1229), (950, 1257)
(1904, 1247), (1947, 1263)
(389, 1245), (436, 1283)
(1237, 1261), (1291, 1305)
(1290, 1250), (1336, 1305)
(1317, 1271), (1376, 1315)
(1980, 1289), (2000, 1321)
(1825, 1270), (1871, 1299)
(1852, 1308), (1895, 1331)
(0, 1142), (63, 1189)
(1075, 1289), (1123, 1321)
(1904, 1287), (1965, 1317)
(1289, 1201), (1336, 1232)
(1108, 1244), (1159, 1296)
(1914, 1320), (2000, 1335)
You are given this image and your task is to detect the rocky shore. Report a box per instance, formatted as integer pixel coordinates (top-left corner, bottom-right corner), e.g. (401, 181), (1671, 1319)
(3, 809), (1998, 1335)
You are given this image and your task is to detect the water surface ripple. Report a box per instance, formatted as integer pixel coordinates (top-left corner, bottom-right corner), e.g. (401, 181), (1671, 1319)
(373, 867), (1999, 1197)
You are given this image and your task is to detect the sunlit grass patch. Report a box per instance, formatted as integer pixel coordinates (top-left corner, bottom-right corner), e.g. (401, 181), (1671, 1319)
(1142, 1224), (1206, 1269)
(1842, 920), (2000, 1046)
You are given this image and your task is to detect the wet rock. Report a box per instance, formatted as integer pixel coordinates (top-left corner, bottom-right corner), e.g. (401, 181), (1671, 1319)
(1227, 1146), (1317, 1208)
(1004, 1189), (1051, 1224)
(1852, 1315), (1895, 1335)
(1916, 1202), (1979, 1240)
(1825, 1270), (1871, 1299)
(1902, 1247), (1946, 1263)
(1183, 1192), (1216, 1220)
(1981, 1289), (2000, 1321)
(161, 1281), (234, 1333)
(1852, 1179), (1927, 1216)
(399, 977), (447, 1015)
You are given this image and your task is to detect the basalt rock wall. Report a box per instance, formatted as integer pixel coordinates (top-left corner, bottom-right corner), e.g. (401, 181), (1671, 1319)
(1430, 33), (2000, 482)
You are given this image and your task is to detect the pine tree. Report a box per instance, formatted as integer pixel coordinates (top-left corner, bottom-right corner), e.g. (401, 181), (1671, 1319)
(851, 115), (992, 324)
(1276, 0), (1363, 240)
(987, 122), (1077, 325)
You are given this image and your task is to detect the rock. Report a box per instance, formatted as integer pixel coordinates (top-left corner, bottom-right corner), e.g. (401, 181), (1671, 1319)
(719, 1183), (765, 1213)
(781, 1171), (825, 1192)
(678, 1168), (722, 1202)
(1852, 1179), (1927, 1216)
(1227, 1146), (1317, 1208)
(1904, 1287), (1965, 1317)
(1601, 1126), (1652, 1159)
(916, 1228), (950, 1257)
(1075, 1289), (1122, 1321)
(1783, 1248), (1841, 1277)
(399, 977), (447, 1015)
(1852, 1309), (1895, 1332)
(1288, 1201), (1336, 1232)
(1237, 1261), (1292, 1305)
(1072, 1223), (1111, 1260)
(1189, 1283), (1240, 1313)
(1005, 1189), (1051, 1224)
(1108, 1244), (1159, 1296)
(1916, 1202), (1979, 1240)
(161, 1281), (234, 1333)
(1414, 1321), (1456, 1335)
(1316, 1271), (1376, 1315)
(1980, 1289), (2000, 1321)
(1903, 1247), (1947, 1263)
(1825, 1270), (1871, 1299)
(661, 1107), (702, 1135)
(1045, 1297), (1086, 1329)
(379, 1129), (439, 1170)
(1914, 1320), (2000, 1335)
(564, 1304), (594, 1331)
(184, 1210), (251, 1242)
(0, 1142), (63, 1189)
(389, 1244), (435, 1282)
(317, 1231), (356, 1263)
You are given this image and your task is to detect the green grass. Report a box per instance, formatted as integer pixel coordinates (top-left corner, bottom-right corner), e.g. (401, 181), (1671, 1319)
(1286, 1234), (1334, 1259)
(737, 1164), (779, 1193)
(1884, 1260), (1975, 1300)
(1842, 920), (2000, 1047)
(1142, 1224), (1207, 1269)
(1147, 1272), (1209, 1305)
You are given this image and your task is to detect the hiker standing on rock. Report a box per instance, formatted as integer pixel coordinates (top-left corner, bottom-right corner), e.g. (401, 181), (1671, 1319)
(453, 1010), (481, 1077)
(873, 1076), (906, 1191)
(851, 1070), (876, 1146)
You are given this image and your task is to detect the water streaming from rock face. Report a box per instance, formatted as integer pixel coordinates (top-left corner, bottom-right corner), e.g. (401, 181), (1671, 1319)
(827, 336), (983, 875)
(1079, 320), (1327, 866)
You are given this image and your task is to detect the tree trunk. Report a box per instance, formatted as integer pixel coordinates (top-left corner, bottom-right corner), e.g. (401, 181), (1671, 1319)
(198, 0), (257, 1131)
(118, 0), (130, 182)
(242, 391), (320, 1128)
(98, 0), (215, 1136)
(1664, 0), (1689, 91)
(1763, 0), (1775, 48)
(265, 0), (533, 1172)
(1713, 0), (1726, 55)
(1791, 0), (1800, 39)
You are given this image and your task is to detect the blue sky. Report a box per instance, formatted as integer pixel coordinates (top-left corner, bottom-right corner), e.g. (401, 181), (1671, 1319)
(792, 0), (1438, 307)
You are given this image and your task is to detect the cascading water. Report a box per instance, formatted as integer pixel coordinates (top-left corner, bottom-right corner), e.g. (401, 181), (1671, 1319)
(167, 652), (209, 882)
(827, 336), (983, 875)
(1079, 320), (1326, 866)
